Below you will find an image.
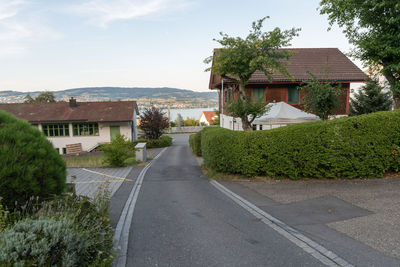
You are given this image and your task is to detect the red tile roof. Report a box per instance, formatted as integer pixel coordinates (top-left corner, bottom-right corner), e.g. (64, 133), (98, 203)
(210, 48), (367, 88)
(202, 111), (217, 124)
(0, 100), (138, 123)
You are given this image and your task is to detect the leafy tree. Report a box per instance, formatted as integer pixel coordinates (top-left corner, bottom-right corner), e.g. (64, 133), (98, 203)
(182, 118), (200, 126)
(212, 110), (220, 125)
(0, 111), (66, 210)
(101, 134), (133, 167)
(24, 92), (56, 103)
(319, 1), (400, 108)
(24, 94), (35, 103)
(300, 73), (342, 120)
(350, 76), (392, 116)
(204, 17), (300, 130)
(139, 106), (169, 139)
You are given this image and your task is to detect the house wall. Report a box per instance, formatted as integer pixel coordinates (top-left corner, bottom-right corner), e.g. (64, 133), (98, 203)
(199, 114), (210, 126)
(220, 83), (350, 116)
(43, 122), (132, 154)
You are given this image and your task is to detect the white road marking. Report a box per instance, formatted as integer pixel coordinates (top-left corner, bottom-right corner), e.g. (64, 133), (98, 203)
(210, 180), (353, 267)
(82, 168), (133, 181)
(113, 148), (168, 267)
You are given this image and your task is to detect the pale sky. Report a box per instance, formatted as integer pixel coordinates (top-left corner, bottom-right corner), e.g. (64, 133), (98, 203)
(0, 0), (361, 92)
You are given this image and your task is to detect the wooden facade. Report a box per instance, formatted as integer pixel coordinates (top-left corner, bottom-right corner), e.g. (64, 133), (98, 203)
(218, 83), (350, 115)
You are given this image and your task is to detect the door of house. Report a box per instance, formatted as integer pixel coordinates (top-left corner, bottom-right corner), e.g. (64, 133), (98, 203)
(110, 126), (120, 141)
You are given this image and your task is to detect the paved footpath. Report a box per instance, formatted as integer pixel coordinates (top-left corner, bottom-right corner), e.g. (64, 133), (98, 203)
(112, 135), (351, 266)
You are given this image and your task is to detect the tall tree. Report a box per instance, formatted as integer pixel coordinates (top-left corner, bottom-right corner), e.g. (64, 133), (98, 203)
(350, 76), (393, 116)
(24, 92), (56, 103)
(300, 73), (342, 121)
(139, 107), (169, 139)
(319, 0), (400, 108)
(204, 17), (300, 130)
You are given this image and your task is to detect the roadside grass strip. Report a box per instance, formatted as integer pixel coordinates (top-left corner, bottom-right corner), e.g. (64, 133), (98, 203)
(210, 180), (353, 267)
(113, 147), (168, 267)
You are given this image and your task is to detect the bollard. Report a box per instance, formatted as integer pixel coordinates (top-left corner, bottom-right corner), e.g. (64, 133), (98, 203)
(135, 142), (147, 162)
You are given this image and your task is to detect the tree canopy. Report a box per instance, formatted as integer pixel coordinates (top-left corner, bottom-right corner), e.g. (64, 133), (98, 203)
(24, 92), (56, 103)
(350, 76), (393, 116)
(319, 0), (400, 108)
(139, 107), (169, 139)
(300, 73), (342, 121)
(205, 17), (300, 130)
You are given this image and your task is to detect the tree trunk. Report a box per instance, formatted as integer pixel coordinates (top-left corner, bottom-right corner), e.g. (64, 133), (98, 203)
(238, 82), (253, 131)
(394, 96), (400, 109)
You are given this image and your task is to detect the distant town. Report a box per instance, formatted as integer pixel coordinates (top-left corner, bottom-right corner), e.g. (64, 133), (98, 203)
(0, 87), (218, 109)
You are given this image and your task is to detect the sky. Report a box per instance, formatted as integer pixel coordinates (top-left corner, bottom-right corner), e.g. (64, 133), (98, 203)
(0, 0), (360, 93)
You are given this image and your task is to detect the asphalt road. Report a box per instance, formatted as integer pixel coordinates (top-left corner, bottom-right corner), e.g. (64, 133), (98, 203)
(124, 134), (325, 266)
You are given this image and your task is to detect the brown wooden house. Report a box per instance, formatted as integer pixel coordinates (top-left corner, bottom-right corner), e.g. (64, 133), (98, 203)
(208, 48), (367, 117)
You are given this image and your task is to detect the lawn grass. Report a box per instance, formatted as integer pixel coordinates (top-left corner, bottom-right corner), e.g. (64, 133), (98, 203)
(63, 154), (137, 167)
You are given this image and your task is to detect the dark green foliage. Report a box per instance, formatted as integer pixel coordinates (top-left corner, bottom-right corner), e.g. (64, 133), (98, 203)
(300, 73), (342, 120)
(204, 17), (300, 130)
(133, 135), (172, 148)
(319, 0), (400, 108)
(225, 98), (270, 127)
(350, 77), (393, 115)
(0, 111), (66, 210)
(140, 106), (169, 139)
(189, 131), (202, 156)
(24, 92), (56, 103)
(101, 134), (134, 167)
(201, 110), (400, 178)
(0, 193), (114, 266)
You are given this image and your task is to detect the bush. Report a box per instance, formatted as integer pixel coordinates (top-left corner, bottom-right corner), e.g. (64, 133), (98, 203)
(139, 107), (169, 139)
(0, 111), (66, 210)
(0, 192), (115, 266)
(133, 135), (172, 148)
(101, 134), (134, 167)
(189, 131), (202, 156)
(201, 109), (400, 178)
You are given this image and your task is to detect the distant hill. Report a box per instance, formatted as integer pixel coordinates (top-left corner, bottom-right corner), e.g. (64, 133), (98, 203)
(0, 87), (218, 108)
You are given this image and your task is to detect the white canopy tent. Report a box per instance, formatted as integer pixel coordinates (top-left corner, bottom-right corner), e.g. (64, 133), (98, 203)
(252, 102), (320, 130)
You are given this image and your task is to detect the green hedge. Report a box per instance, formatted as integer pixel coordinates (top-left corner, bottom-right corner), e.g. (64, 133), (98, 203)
(133, 135), (172, 149)
(0, 111), (66, 209)
(189, 131), (202, 156)
(201, 110), (400, 178)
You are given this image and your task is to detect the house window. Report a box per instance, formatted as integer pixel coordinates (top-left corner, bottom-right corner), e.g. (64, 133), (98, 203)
(253, 88), (265, 103)
(288, 87), (299, 103)
(252, 124), (257, 131)
(73, 122), (99, 136)
(62, 148), (67, 154)
(42, 123), (70, 137)
(259, 125), (263, 130)
(224, 89), (228, 103)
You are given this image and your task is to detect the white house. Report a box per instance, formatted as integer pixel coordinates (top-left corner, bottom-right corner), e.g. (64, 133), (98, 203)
(199, 111), (217, 126)
(0, 98), (139, 154)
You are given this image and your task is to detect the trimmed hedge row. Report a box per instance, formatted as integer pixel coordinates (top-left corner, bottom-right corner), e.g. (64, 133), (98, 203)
(133, 135), (172, 148)
(189, 131), (202, 156)
(198, 110), (400, 178)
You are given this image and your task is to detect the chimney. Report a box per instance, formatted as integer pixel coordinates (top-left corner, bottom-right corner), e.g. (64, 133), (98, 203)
(69, 97), (77, 108)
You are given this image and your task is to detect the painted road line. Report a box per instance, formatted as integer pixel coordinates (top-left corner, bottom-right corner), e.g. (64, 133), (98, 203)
(82, 168), (133, 181)
(113, 148), (168, 267)
(210, 180), (353, 267)
(74, 180), (130, 184)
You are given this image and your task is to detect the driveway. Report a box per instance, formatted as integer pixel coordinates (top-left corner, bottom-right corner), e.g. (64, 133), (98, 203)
(221, 178), (400, 264)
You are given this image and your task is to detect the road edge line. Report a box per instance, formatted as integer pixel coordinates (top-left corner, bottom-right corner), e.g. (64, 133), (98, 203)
(210, 180), (353, 267)
(113, 147), (168, 267)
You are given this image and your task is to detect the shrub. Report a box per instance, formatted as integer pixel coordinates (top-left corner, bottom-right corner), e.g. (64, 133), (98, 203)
(101, 134), (134, 167)
(189, 131), (202, 156)
(0, 191), (115, 266)
(139, 107), (169, 139)
(201, 109), (400, 178)
(133, 135), (172, 149)
(0, 111), (66, 210)
(0, 201), (7, 233)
